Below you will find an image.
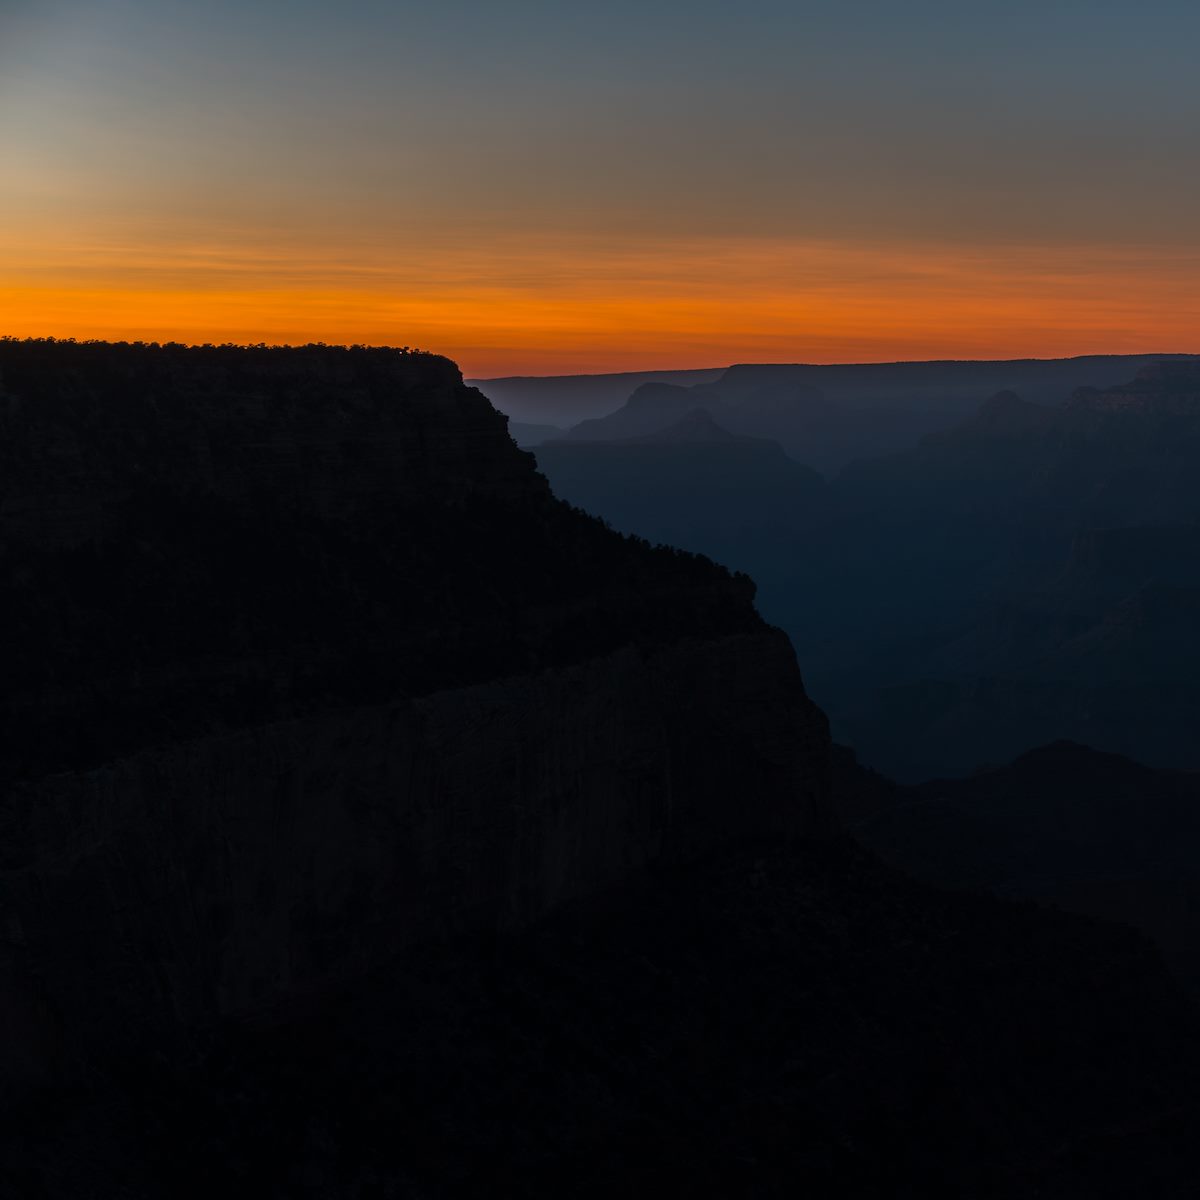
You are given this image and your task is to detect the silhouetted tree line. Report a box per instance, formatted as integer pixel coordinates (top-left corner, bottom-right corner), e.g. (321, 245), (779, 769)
(0, 335), (432, 356)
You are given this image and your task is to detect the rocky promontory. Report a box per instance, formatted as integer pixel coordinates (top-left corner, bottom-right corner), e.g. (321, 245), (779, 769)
(0, 339), (830, 1100)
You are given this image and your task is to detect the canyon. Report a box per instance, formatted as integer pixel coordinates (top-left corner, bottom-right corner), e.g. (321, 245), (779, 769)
(2, 339), (1197, 1197)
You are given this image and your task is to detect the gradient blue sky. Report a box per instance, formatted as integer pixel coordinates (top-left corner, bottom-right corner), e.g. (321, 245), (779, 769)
(3, 0), (1199, 373)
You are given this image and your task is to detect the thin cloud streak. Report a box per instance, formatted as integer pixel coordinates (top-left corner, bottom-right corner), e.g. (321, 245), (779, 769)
(3, 228), (1198, 375)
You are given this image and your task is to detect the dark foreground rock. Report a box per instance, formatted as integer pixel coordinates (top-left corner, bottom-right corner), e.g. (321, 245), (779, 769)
(4, 838), (1197, 1199)
(0, 339), (827, 1105)
(1, 341), (1197, 1197)
(839, 740), (1200, 997)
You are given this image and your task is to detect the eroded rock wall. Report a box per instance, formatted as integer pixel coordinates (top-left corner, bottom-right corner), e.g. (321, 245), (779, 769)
(0, 340), (832, 1103)
(0, 630), (827, 1100)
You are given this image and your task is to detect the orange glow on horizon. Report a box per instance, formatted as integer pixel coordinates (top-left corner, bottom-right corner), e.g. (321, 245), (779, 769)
(3, 225), (1198, 377)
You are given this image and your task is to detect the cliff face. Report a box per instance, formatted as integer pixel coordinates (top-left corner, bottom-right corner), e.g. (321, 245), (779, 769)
(0, 344), (533, 547)
(0, 340), (830, 1098)
(0, 340), (799, 778)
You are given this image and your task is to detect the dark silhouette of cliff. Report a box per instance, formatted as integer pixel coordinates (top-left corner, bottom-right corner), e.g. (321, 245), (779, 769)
(0, 338), (777, 783)
(0, 337), (829, 1102)
(3, 340), (1200, 1197)
(7, 836), (1198, 1199)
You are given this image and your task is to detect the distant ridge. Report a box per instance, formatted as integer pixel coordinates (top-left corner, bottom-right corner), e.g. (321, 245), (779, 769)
(555, 353), (1200, 475)
(1071, 360), (1200, 415)
(476, 354), (1200, 430)
(468, 367), (726, 424)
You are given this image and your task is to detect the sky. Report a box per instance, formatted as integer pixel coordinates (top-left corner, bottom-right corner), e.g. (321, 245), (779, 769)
(2, 0), (1199, 376)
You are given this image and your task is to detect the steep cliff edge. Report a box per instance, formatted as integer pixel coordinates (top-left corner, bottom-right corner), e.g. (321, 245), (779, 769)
(0, 339), (829, 1098)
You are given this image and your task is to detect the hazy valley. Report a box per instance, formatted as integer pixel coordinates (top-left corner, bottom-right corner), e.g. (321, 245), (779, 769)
(513, 356), (1200, 781)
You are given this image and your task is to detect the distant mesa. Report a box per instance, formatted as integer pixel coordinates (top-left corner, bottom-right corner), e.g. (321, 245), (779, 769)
(479, 355), (1200, 483)
(565, 381), (709, 442)
(555, 355), (1200, 477)
(633, 407), (735, 441)
(469, 367), (727, 426)
(1070, 360), (1200, 415)
(969, 389), (1053, 432)
(608, 407), (767, 445)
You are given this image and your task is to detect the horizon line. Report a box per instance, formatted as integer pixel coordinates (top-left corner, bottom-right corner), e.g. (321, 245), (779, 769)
(6, 335), (1199, 381)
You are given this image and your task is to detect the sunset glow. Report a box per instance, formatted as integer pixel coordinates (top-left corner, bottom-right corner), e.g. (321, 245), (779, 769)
(3, 0), (1200, 375)
(4, 226), (1199, 377)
